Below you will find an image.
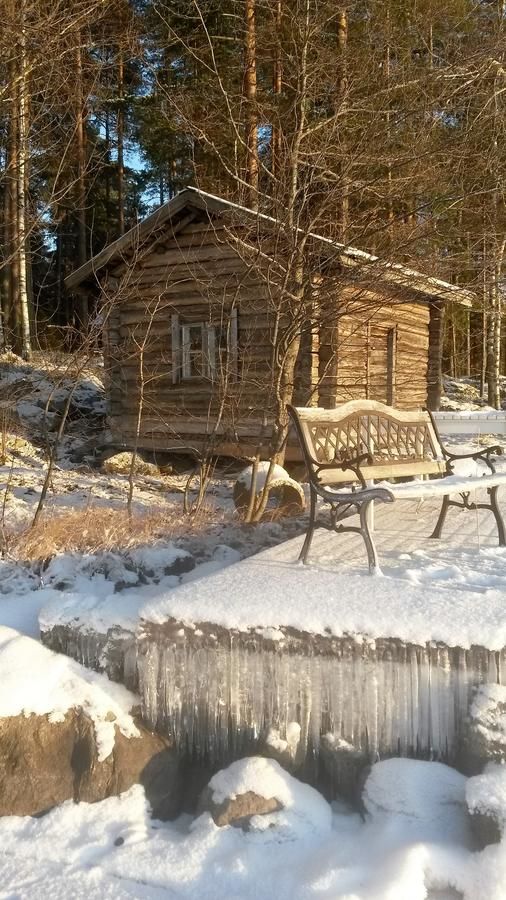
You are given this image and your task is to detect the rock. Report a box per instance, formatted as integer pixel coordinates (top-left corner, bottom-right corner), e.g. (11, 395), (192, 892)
(233, 463), (305, 518)
(0, 432), (42, 465)
(197, 757), (332, 838)
(102, 452), (161, 477)
(0, 708), (180, 819)
(165, 554), (195, 576)
(458, 683), (506, 775)
(466, 763), (506, 848)
(260, 723), (302, 772)
(469, 810), (502, 848)
(319, 733), (369, 803)
(198, 784), (282, 828)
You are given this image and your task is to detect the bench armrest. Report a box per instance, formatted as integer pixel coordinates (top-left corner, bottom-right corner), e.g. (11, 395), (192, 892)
(318, 484), (395, 505)
(442, 445), (502, 474)
(426, 409), (503, 474)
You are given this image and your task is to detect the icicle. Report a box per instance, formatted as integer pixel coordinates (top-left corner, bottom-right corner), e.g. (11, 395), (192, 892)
(136, 624), (504, 777)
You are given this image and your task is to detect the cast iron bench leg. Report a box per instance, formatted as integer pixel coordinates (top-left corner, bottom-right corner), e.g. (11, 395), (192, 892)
(359, 499), (380, 574)
(430, 494), (450, 539)
(299, 484), (317, 564)
(431, 487), (506, 546)
(489, 486), (506, 546)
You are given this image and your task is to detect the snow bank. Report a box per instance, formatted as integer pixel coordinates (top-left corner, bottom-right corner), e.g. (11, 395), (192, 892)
(38, 544), (242, 637)
(466, 764), (506, 829)
(139, 550), (506, 649)
(363, 758), (471, 846)
(39, 587), (150, 637)
(3, 759), (506, 899)
(0, 626), (139, 760)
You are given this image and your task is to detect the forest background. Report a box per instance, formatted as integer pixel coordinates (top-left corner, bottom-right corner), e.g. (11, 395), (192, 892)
(1, 0), (505, 404)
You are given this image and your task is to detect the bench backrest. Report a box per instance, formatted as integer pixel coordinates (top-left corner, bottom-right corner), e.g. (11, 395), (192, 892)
(288, 400), (446, 485)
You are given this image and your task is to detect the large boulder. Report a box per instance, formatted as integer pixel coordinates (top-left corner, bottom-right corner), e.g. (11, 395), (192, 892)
(0, 709), (179, 819)
(0, 627), (180, 819)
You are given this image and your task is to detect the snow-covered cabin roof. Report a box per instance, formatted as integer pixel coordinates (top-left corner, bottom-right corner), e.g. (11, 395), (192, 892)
(65, 186), (474, 306)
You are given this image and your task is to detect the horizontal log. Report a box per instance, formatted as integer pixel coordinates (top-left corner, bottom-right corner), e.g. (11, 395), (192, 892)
(140, 246), (241, 268)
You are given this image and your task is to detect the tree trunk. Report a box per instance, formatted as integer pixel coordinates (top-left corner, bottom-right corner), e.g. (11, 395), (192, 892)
(336, 6), (349, 239)
(2, 67), (16, 349)
(244, 0), (259, 209)
(271, 0), (282, 182)
(76, 36), (88, 325)
(487, 238), (506, 409)
(105, 108), (111, 242)
(480, 307), (488, 401)
(16, 0), (31, 361)
(117, 51), (125, 236)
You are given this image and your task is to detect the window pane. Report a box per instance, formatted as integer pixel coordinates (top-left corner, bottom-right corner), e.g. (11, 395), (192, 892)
(182, 324), (205, 378)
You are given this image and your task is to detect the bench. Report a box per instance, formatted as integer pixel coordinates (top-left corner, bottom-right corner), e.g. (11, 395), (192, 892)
(287, 400), (506, 573)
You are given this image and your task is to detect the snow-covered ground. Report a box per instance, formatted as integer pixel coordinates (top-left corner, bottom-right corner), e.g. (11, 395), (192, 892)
(2, 354), (506, 899)
(441, 375), (506, 413)
(1, 754), (506, 899)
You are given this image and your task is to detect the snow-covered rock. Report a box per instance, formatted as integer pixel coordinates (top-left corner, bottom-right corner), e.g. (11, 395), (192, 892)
(0, 627), (179, 818)
(233, 462), (305, 517)
(197, 757), (332, 838)
(362, 758), (472, 847)
(466, 763), (506, 846)
(460, 683), (506, 774)
(319, 733), (369, 802)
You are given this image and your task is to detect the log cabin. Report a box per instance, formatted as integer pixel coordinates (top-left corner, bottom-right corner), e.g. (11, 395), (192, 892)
(65, 187), (473, 460)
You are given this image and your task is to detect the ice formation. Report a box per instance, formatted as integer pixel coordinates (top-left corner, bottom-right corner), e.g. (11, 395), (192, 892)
(137, 622), (504, 769)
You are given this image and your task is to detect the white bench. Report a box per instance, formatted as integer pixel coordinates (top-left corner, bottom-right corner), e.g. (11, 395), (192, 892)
(288, 400), (506, 573)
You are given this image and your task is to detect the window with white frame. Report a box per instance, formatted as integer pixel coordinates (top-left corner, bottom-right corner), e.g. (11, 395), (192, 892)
(171, 310), (238, 383)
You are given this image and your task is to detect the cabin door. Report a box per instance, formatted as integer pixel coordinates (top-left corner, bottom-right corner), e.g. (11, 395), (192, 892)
(366, 324), (397, 405)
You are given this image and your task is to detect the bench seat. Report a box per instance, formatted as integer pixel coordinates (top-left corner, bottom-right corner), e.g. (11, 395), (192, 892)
(325, 470), (506, 501)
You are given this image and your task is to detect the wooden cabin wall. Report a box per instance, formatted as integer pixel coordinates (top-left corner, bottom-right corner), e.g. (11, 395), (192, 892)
(102, 220), (284, 453)
(317, 288), (430, 411)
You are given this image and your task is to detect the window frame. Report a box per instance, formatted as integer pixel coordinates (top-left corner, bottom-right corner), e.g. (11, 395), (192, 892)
(172, 309), (238, 385)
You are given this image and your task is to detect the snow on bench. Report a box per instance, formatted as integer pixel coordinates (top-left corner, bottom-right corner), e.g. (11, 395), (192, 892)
(288, 400), (506, 572)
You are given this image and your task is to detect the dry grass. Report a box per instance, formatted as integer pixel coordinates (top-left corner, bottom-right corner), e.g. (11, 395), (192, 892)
(10, 503), (226, 561)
